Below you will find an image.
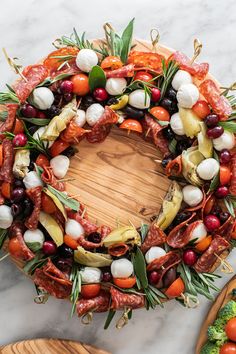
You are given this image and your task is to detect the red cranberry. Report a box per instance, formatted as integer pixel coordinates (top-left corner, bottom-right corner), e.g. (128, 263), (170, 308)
(151, 88), (161, 102)
(56, 258), (72, 272)
(204, 214), (221, 232)
(36, 111), (46, 119)
(60, 80), (73, 94)
(220, 149), (231, 164)
(148, 271), (161, 285)
(215, 186), (229, 199)
(207, 126), (224, 139)
(93, 88), (108, 102)
(183, 250), (198, 266)
(102, 271), (112, 282)
(13, 133), (27, 147)
(42, 240), (57, 255)
(21, 104), (37, 118)
(11, 187), (25, 202)
(219, 211), (230, 223)
(204, 114), (219, 128)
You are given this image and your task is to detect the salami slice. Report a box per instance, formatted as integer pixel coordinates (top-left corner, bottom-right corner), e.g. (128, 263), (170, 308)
(194, 235), (230, 273)
(142, 114), (169, 155)
(71, 212), (99, 235)
(108, 243), (129, 257)
(41, 166), (65, 191)
(141, 224), (166, 254)
(86, 106), (118, 143)
(12, 64), (49, 103)
(105, 64), (134, 78)
(43, 47), (79, 73)
(146, 251), (181, 273)
(0, 139), (14, 183)
(128, 51), (165, 73)
(0, 104), (18, 140)
(9, 221), (35, 261)
(100, 225), (112, 239)
(110, 287), (145, 310)
(199, 80), (232, 120)
(25, 186), (42, 230)
(77, 291), (110, 317)
(0, 191), (4, 205)
(60, 120), (89, 144)
(217, 216), (234, 241)
(230, 153), (236, 195)
(171, 51), (209, 80)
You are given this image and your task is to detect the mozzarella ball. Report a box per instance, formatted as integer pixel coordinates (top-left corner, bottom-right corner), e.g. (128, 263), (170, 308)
(23, 229), (45, 249)
(105, 78), (127, 96)
(50, 155), (70, 179)
(177, 83), (199, 108)
(23, 171), (44, 189)
(213, 131), (235, 151)
(189, 222), (207, 242)
(74, 109), (86, 127)
(65, 219), (84, 240)
(182, 185), (203, 207)
(196, 158), (220, 180)
(128, 89), (151, 109)
(86, 103), (104, 126)
(172, 70), (193, 91)
(80, 267), (102, 284)
(33, 126), (53, 148)
(170, 112), (185, 135)
(76, 49), (98, 72)
(145, 247), (166, 264)
(111, 258), (134, 278)
(0, 205), (13, 229)
(31, 87), (54, 110)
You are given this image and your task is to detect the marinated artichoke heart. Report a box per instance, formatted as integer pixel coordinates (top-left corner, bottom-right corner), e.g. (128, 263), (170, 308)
(110, 95), (129, 110)
(182, 146), (204, 186)
(43, 188), (67, 220)
(197, 122), (213, 158)
(74, 246), (112, 267)
(41, 98), (77, 141)
(179, 106), (201, 138)
(102, 226), (141, 247)
(156, 181), (183, 230)
(13, 149), (30, 178)
(39, 211), (63, 246)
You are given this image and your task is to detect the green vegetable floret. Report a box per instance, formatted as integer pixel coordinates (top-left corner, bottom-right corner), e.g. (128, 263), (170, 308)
(218, 300), (236, 322)
(200, 341), (220, 354)
(207, 325), (227, 346)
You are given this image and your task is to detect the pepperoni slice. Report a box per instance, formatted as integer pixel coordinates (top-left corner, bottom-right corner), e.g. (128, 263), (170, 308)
(0, 139), (14, 183)
(9, 221), (35, 261)
(110, 287), (145, 310)
(0, 104), (18, 140)
(171, 51), (209, 80)
(142, 114), (169, 155)
(141, 224), (166, 254)
(166, 213), (196, 248)
(41, 166), (65, 191)
(100, 225), (112, 239)
(105, 64), (134, 78)
(146, 250), (181, 273)
(25, 186), (42, 230)
(77, 291), (110, 317)
(128, 51), (165, 73)
(43, 47), (79, 72)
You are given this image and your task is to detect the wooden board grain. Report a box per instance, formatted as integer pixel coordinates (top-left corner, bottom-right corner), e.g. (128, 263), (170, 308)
(0, 338), (111, 354)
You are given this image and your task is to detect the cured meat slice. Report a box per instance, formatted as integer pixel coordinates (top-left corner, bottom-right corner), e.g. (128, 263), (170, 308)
(71, 212), (99, 235)
(60, 120), (89, 144)
(105, 64), (134, 78)
(141, 224), (166, 254)
(0, 139), (14, 183)
(0, 104), (18, 140)
(146, 251), (181, 273)
(100, 225), (112, 239)
(77, 291), (110, 316)
(9, 221), (35, 261)
(43, 47), (79, 73)
(110, 287), (145, 310)
(142, 114), (169, 155)
(41, 166), (65, 191)
(25, 186), (42, 230)
(171, 51), (209, 80)
(128, 51), (165, 73)
(230, 153), (236, 195)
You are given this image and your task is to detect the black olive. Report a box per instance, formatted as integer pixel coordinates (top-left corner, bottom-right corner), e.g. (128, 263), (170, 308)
(46, 105), (61, 118)
(219, 211), (230, 223)
(211, 205), (222, 217)
(166, 87), (177, 101)
(28, 125), (39, 135)
(14, 179), (25, 188)
(28, 161), (35, 171)
(161, 154), (174, 168)
(80, 95), (95, 110)
(160, 98), (178, 114)
(58, 244), (74, 258)
(62, 146), (77, 158)
(173, 211), (192, 226)
(55, 258), (72, 272)
(87, 232), (102, 244)
(107, 97), (118, 106)
(163, 268), (177, 288)
(162, 126), (175, 141)
(124, 105), (145, 119)
(175, 140), (190, 155)
(22, 198), (34, 217)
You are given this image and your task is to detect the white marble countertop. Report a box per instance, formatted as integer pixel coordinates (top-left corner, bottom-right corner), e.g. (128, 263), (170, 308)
(0, 0), (236, 353)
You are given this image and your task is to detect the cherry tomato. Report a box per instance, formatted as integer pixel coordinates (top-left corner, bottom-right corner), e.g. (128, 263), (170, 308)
(204, 196), (216, 215)
(192, 100), (211, 119)
(134, 71), (153, 82)
(43, 47), (79, 71)
(35, 154), (50, 168)
(165, 277), (185, 298)
(220, 165), (232, 186)
(113, 277), (136, 289)
(101, 56), (123, 70)
(119, 119), (143, 133)
(149, 106), (170, 121)
(41, 193), (57, 214)
(225, 318), (236, 342)
(8, 238), (23, 258)
(64, 234), (78, 250)
(13, 118), (24, 135)
(195, 235), (212, 252)
(220, 342), (236, 354)
(49, 139), (70, 157)
(70, 74), (90, 96)
(1, 182), (11, 199)
(0, 145), (3, 167)
(81, 284), (101, 299)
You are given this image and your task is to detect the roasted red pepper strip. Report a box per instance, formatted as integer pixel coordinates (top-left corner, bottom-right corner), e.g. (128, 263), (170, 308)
(0, 139), (14, 183)
(25, 186), (42, 230)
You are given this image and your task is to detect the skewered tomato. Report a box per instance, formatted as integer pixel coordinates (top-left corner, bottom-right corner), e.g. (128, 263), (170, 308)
(149, 106), (170, 121)
(225, 318), (236, 342)
(220, 342), (236, 354)
(70, 74), (90, 96)
(113, 277), (136, 289)
(220, 165), (231, 185)
(35, 154), (50, 168)
(101, 56), (123, 70)
(49, 139), (70, 157)
(64, 234), (79, 250)
(13, 118), (24, 135)
(81, 284), (101, 299)
(8, 238), (22, 258)
(134, 71), (153, 82)
(119, 119), (143, 133)
(195, 235), (212, 252)
(1, 182), (11, 199)
(192, 100), (211, 119)
(41, 193), (57, 214)
(165, 277), (185, 298)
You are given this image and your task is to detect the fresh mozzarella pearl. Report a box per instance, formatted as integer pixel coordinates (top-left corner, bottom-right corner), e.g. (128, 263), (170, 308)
(65, 219), (84, 240)
(177, 83), (199, 108)
(189, 222), (207, 242)
(74, 109), (86, 127)
(172, 70), (193, 91)
(213, 131), (235, 151)
(0, 205), (13, 229)
(33, 126), (53, 148)
(50, 155), (70, 179)
(170, 112), (185, 135)
(196, 158), (220, 180)
(145, 247), (166, 264)
(31, 87), (54, 110)
(182, 185), (203, 207)
(23, 229), (45, 248)
(80, 267), (102, 284)
(23, 171), (44, 189)
(111, 258), (134, 278)
(105, 78), (127, 96)
(128, 89), (151, 109)
(75, 49), (98, 72)
(86, 103), (104, 126)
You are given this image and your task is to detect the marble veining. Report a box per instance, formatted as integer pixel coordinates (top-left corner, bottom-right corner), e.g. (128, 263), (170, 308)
(0, 0), (236, 353)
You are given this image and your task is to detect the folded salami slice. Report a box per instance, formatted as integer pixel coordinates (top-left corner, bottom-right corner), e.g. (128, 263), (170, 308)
(110, 287), (145, 310)
(9, 221), (35, 261)
(194, 235), (230, 273)
(12, 64), (49, 103)
(100, 225), (112, 239)
(128, 51), (165, 73)
(41, 166), (65, 191)
(171, 51), (209, 80)
(43, 47), (79, 74)
(146, 251), (181, 274)
(105, 64), (134, 78)
(166, 215), (199, 249)
(0, 104), (18, 140)
(141, 224), (166, 254)
(70, 211), (99, 235)
(0, 139), (14, 183)
(230, 153), (236, 196)
(217, 216), (234, 241)
(25, 186), (42, 230)
(142, 114), (169, 155)
(77, 291), (110, 317)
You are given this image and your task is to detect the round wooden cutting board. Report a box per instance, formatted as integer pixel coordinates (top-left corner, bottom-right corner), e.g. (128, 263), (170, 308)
(0, 338), (111, 354)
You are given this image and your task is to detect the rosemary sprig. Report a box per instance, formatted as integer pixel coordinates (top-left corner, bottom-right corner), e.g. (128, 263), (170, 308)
(38, 73), (74, 87)
(70, 264), (81, 317)
(0, 91), (19, 104)
(224, 195), (236, 217)
(0, 110), (8, 122)
(0, 229), (8, 250)
(157, 60), (179, 98)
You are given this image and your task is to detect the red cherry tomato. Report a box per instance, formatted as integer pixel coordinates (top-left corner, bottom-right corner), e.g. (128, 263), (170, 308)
(35, 154), (50, 168)
(113, 277), (136, 289)
(119, 119), (143, 133)
(220, 165), (232, 185)
(134, 71), (153, 82)
(225, 318), (236, 342)
(192, 100), (211, 119)
(49, 139), (70, 157)
(165, 277), (185, 298)
(70, 74), (90, 96)
(41, 193), (57, 214)
(149, 106), (170, 121)
(220, 342), (236, 354)
(81, 284), (101, 299)
(8, 238), (23, 258)
(13, 118), (24, 135)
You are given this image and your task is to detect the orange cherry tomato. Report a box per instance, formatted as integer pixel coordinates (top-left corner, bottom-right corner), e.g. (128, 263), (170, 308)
(225, 318), (236, 342)
(192, 100), (211, 119)
(101, 56), (123, 70)
(35, 154), (50, 168)
(49, 139), (70, 157)
(13, 118), (24, 135)
(165, 277), (185, 298)
(113, 277), (136, 289)
(0, 145), (3, 167)
(204, 196), (215, 215)
(64, 234), (78, 250)
(120, 119), (143, 133)
(81, 284), (101, 299)
(220, 342), (236, 354)
(71, 74), (90, 96)
(41, 193), (57, 214)
(1, 182), (11, 199)
(43, 47), (79, 71)
(149, 106), (170, 122)
(195, 235), (212, 252)
(8, 238), (23, 258)
(220, 165), (232, 186)
(134, 71), (153, 82)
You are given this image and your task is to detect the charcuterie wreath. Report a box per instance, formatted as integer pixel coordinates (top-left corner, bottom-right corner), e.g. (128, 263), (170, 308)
(0, 19), (236, 329)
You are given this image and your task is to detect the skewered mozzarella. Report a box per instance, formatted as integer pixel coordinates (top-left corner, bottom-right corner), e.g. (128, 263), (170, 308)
(182, 185), (203, 207)
(76, 49), (98, 72)
(177, 83), (199, 108)
(74, 109), (86, 127)
(86, 103), (104, 126)
(111, 258), (133, 278)
(31, 87), (54, 110)
(0, 205), (13, 229)
(189, 222), (207, 242)
(213, 131), (235, 151)
(172, 70), (193, 91)
(105, 78), (127, 96)
(128, 89), (151, 109)
(65, 219), (84, 240)
(23, 229), (45, 250)
(196, 158), (220, 180)
(80, 267), (102, 283)
(50, 155), (70, 179)
(145, 247), (166, 264)
(23, 171), (44, 189)
(170, 112), (185, 135)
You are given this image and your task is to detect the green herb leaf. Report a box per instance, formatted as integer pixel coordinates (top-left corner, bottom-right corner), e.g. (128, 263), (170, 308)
(168, 138), (177, 154)
(120, 18), (134, 63)
(70, 264), (81, 317)
(23, 252), (49, 275)
(19, 116), (50, 126)
(157, 60), (179, 98)
(25, 242), (42, 252)
(104, 309), (116, 329)
(47, 185), (80, 211)
(219, 121), (236, 133)
(140, 223), (149, 241)
(208, 173), (220, 192)
(0, 91), (19, 104)
(0, 229), (8, 250)
(224, 197), (236, 217)
(132, 247), (148, 289)
(89, 65), (106, 92)
(0, 110), (8, 122)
